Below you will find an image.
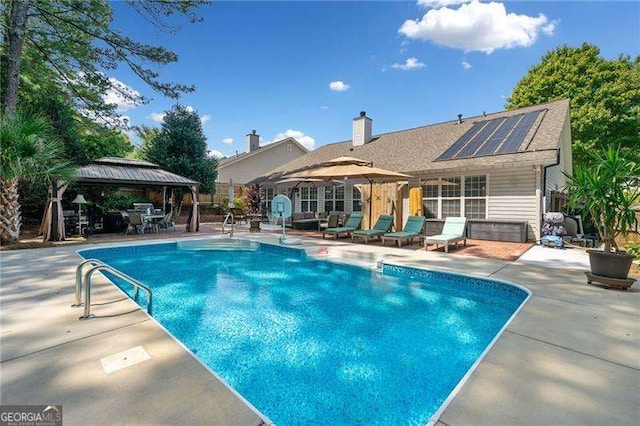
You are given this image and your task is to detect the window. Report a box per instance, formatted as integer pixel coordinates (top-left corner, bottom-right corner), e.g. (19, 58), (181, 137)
(441, 177), (461, 218)
(300, 187), (318, 212)
(324, 186), (345, 212)
(422, 200), (438, 219)
(464, 175), (487, 219)
(421, 182), (439, 218)
(261, 187), (274, 212)
(421, 175), (486, 219)
(352, 187), (362, 212)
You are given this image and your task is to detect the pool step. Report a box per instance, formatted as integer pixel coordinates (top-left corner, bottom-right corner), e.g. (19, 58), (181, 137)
(177, 238), (259, 252)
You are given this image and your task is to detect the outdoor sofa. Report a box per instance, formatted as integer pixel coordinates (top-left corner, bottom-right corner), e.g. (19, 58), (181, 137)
(291, 212), (320, 230)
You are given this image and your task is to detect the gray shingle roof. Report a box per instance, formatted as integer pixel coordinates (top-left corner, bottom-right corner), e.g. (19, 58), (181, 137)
(263, 100), (569, 180)
(218, 137), (309, 168)
(75, 157), (199, 187)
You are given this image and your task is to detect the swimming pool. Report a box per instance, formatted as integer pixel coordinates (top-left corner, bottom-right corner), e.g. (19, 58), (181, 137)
(79, 239), (529, 425)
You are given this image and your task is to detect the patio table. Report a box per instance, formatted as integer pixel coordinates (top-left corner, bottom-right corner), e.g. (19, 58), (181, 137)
(142, 214), (165, 233)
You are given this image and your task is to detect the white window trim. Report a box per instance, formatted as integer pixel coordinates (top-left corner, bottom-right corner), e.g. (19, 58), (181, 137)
(422, 175), (488, 219)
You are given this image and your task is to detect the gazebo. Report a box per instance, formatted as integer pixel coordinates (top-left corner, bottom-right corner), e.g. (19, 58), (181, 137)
(42, 157), (201, 241)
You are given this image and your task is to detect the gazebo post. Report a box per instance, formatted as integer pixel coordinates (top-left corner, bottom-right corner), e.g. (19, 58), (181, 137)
(187, 185), (199, 232)
(42, 178), (68, 242)
(162, 186), (167, 213)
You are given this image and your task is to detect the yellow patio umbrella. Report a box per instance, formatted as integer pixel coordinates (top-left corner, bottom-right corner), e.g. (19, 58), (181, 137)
(284, 157), (412, 226)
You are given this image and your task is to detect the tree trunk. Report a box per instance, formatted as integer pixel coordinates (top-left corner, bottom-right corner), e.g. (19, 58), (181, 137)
(0, 179), (22, 243)
(1, 0), (30, 114)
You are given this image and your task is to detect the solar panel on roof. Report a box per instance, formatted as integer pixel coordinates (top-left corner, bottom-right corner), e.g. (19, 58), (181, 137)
(474, 114), (522, 156)
(436, 121), (487, 160)
(435, 109), (545, 161)
(496, 111), (542, 154)
(455, 117), (506, 158)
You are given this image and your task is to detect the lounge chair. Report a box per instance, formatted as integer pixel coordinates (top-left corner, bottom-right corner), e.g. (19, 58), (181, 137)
(423, 217), (467, 253)
(381, 216), (426, 247)
(322, 213), (363, 239)
(351, 215), (394, 243)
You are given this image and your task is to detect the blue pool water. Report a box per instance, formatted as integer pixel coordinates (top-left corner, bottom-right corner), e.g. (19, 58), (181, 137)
(80, 240), (528, 425)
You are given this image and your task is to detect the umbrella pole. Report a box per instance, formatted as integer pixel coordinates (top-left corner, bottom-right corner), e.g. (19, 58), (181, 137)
(368, 178), (373, 229)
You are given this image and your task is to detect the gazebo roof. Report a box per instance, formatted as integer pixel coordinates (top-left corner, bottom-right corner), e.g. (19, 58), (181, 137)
(74, 157), (199, 187)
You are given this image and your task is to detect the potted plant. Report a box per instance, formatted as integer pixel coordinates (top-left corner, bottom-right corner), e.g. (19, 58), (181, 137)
(247, 183), (263, 232)
(564, 146), (639, 288)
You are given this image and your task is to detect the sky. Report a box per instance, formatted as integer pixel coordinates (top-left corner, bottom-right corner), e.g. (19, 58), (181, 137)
(106, 1), (640, 158)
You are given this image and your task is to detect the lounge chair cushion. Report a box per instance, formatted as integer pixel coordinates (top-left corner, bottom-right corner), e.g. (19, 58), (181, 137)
(325, 226), (356, 234)
(353, 215), (394, 237)
(323, 213), (363, 235)
(383, 231), (418, 239)
(424, 234), (465, 243)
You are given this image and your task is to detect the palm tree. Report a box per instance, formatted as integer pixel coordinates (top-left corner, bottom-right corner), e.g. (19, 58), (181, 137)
(1, 113), (74, 243)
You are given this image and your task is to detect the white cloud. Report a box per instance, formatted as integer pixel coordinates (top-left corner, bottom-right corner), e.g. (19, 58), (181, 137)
(399, 47), (408, 55)
(269, 129), (316, 150)
(461, 60), (472, 69)
(399, 1), (554, 54)
(201, 114), (211, 125)
(149, 112), (165, 123)
(329, 81), (350, 92)
(320, 106), (329, 110)
(417, 0), (469, 9)
(542, 20), (558, 36)
(222, 137), (234, 144)
(391, 57), (426, 70)
(208, 150), (224, 159)
(103, 77), (142, 112)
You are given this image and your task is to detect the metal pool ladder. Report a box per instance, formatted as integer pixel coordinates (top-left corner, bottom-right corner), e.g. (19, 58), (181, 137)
(73, 259), (153, 320)
(222, 212), (234, 237)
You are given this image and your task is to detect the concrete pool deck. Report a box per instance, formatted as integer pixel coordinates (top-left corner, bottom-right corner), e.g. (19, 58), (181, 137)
(1, 232), (638, 425)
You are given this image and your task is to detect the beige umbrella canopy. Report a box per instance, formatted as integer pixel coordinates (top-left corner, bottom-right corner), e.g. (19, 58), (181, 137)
(283, 157), (412, 226)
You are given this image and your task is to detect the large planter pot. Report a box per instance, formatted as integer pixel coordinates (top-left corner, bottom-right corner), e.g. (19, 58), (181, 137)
(587, 250), (635, 279)
(250, 219), (261, 233)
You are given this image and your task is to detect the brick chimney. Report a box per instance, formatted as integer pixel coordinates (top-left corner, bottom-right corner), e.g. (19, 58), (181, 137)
(246, 130), (259, 153)
(352, 111), (372, 147)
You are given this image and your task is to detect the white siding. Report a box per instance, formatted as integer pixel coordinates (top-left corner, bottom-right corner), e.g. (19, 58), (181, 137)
(544, 112), (572, 212)
(217, 141), (307, 184)
(488, 167), (539, 240)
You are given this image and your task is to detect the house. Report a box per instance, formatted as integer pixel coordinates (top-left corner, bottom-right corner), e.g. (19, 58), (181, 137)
(217, 130), (309, 185)
(258, 100), (572, 242)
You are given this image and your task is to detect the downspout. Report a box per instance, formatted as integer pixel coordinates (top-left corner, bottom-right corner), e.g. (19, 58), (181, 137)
(540, 149), (561, 233)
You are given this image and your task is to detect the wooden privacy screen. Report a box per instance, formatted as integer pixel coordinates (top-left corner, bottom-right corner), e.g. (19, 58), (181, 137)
(359, 183), (404, 231)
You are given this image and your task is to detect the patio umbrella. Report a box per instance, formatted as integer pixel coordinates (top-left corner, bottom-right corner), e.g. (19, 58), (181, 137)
(228, 178), (235, 208)
(275, 177), (341, 203)
(284, 157), (412, 227)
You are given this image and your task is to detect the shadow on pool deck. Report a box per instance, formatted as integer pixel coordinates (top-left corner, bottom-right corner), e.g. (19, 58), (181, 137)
(1, 230), (638, 425)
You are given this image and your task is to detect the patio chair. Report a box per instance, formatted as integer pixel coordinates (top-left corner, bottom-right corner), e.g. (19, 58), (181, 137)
(322, 213), (363, 239)
(381, 216), (426, 247)
(160, 211), (175, 231)
(230, 207), (248, 224)
(125, 212), (144, 236)
(351, 215), (394, 244)
(423, 217), (467, 253)
(318, 213), (340, 232)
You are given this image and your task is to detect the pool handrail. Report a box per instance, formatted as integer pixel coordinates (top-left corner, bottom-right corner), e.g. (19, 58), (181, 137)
(222, 212), (234, 237)
(77, 262), (153, 320)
